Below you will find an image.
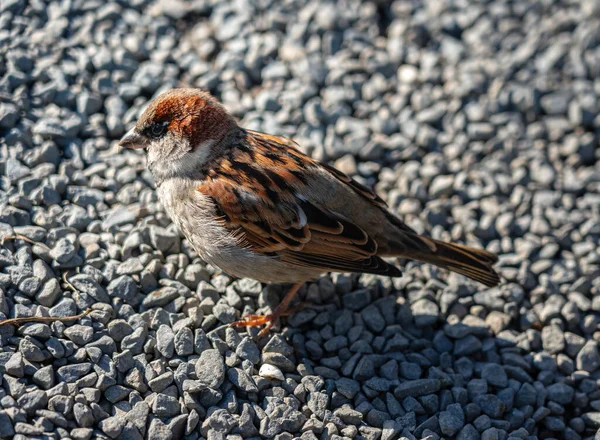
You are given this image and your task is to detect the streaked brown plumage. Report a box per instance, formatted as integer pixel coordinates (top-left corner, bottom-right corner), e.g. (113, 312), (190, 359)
(119, 88), (500, 336)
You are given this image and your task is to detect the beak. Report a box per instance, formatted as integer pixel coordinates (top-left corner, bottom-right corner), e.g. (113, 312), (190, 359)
(118, 127), (148, 151)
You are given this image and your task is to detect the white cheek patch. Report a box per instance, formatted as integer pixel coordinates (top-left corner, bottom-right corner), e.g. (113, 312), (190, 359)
(148, 137), (216, 182)
(174, 139), (215, 175)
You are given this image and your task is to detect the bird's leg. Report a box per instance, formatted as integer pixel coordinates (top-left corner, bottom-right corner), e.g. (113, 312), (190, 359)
(230, 282), (304, 338)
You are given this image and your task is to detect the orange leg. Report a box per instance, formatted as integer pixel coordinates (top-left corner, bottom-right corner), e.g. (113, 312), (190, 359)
(230, 282), (304, 338)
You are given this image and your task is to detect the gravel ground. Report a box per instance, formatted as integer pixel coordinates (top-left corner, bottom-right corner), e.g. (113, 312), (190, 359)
(1, 0), (600, 439)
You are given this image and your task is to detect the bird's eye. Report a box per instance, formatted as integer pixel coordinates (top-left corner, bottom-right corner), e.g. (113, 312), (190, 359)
(148, 122), (168, 138)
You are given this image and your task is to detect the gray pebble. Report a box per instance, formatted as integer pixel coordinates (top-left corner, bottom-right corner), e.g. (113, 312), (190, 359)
(457, 423), (480, 440)
(174, 327), (193, 356)
(57, 363), (92, 383)
(576, 341), (600, 372)
(99, 415), (126, 438)
(439, 403), (465, 436)
(481, 364), (508, 388)
(236, 336), (260, 364)
(5, 352), (24, 377)
(17, 390), (48, 414)
(156, 325), (175, 358)
(19, 337), (47, 362)
(212, 302), (237, 324)
(395, 379), (441, 399)
(474, 394), (505, 418)
(142, 287), (179, 308)
(196, 349), (225, 388)
(542, 325), (565, 355)
(454, 335), (483, 357)
(152, 393), (180, 418)
(33, 365), (55, 389)
(227, 367), (259, 393)
(149, 372), (174, 393)
(50, 238), (76, 263)
(107, 275), (138, 303)
(108, 319), (134, 342)
(64, 325), (93, 345)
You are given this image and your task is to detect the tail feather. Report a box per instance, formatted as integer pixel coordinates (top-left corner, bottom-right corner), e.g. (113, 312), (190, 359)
(406, 237), (500, 287)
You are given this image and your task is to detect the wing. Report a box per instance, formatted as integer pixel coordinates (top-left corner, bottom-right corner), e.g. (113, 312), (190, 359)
(246, 131), (419, 236)
(196, 130), (402, 277)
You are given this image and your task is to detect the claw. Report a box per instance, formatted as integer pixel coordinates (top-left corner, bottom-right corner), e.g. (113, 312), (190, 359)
(229, 282), (305, 338)
(230, 314), (273, 328)
(230, 314), (276, 338)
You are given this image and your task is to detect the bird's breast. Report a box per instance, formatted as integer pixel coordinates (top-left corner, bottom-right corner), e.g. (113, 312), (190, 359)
(156, 178), (283, 280)
(156, 178), (233, 254)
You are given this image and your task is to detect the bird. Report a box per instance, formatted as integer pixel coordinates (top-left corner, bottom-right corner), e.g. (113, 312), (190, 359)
(119, 88), (500, 337)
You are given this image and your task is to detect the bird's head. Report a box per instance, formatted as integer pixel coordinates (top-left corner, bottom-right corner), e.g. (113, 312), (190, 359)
(119, 88), (237, 181)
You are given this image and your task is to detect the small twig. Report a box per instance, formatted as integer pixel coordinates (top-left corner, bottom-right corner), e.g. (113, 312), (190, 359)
(0, 237), (91, 328)
(62, 272), (77, 292)
(211, 323), (232, 335)
(0, 308), (92, 327)
(62, 271), (84, 304)
(1, 234), (51, 251)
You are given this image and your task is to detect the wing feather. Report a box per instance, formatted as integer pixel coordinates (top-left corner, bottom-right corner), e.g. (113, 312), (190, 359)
(196, 130), (402, 277)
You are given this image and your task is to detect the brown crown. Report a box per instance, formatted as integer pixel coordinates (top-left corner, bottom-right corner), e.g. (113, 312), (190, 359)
(138, 88), (236, 147)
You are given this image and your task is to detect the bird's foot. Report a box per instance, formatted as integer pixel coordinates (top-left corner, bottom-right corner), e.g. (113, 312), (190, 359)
(230, 314), (276, 339)
(230, 303), (308, 338)
(230, 282), (306, 339)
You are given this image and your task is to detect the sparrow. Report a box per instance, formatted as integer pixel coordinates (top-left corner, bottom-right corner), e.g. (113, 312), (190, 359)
(119, 88), (500, 337)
